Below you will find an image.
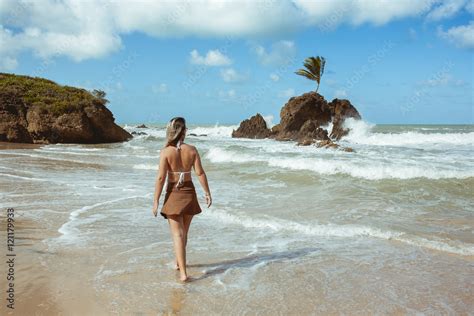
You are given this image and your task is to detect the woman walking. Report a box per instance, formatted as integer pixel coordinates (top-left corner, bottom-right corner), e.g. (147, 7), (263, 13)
(152, 117), (212, 282)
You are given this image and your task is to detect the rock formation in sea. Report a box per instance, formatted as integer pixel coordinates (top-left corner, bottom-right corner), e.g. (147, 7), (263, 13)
(231, 113), (271, 139)
(232, 92), (361, 148)
(0, 73), (132, 144)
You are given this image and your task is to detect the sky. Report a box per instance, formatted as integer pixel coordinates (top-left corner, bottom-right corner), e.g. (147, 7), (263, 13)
(0, 0), (473, 125)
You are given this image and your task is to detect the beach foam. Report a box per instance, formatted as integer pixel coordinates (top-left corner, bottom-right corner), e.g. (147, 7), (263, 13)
(343, 119), (474, 147)
(205, 147), (473, 180)
(206, 208), (474, 256)
(188, 124), (238, 138)
(50, 194), (151, 246)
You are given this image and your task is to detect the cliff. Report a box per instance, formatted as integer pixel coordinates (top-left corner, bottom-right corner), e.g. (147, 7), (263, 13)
(0, 73), (132, 144)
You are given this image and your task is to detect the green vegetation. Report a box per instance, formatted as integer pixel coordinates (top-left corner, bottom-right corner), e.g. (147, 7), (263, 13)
(0, 73), (108, 116)
(295, 56), (326, 93)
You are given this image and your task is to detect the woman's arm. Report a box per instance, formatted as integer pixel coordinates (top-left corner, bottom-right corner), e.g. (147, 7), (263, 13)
(193, 148), (212, 207)
(152, 149), (169, 217)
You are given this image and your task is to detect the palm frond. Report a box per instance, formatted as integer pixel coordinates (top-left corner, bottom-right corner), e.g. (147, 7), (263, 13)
(320, 57), (326, 77)
(303, 57), (320, 77)
(295, 55), (326, 92)
(294, 69), (317, 81)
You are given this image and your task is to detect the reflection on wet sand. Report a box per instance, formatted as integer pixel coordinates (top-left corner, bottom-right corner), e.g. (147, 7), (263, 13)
(190, 247), (320, 281)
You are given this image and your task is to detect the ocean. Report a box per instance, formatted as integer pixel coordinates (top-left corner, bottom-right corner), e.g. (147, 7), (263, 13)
(0, 121), (473, 314)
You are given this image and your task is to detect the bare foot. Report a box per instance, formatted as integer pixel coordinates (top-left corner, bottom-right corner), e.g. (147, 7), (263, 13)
(179, 272), (189, 282)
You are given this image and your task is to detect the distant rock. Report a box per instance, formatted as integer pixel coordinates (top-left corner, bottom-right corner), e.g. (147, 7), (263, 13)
(316, 139), (339, 149)
(316, 139), (355, 152)
(136, 124), (147, 128)
(231, 113), (271, 139)
(296, 119), (329, 145)
(0, 73), (132, 144)
(233, 91), (361, 149)
(272, 92), (331, 141)
(131, 131), (147, 136)
(328, 98), (361, 140)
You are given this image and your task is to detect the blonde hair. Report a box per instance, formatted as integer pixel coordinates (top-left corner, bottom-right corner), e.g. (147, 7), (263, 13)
(165, 117), (186, 148)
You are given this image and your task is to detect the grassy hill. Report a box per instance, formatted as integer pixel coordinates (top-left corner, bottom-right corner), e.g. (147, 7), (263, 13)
(0, 73), (131, 144)
(0, 73), (108, 115)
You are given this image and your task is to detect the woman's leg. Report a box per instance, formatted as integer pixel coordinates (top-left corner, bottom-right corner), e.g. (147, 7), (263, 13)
(174, 214), (194, 270)
(167, 215), (188, 281)
(183, 214), (194, 247)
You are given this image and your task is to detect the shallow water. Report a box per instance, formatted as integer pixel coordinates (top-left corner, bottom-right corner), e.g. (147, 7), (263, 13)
(0, 121), (473, 314)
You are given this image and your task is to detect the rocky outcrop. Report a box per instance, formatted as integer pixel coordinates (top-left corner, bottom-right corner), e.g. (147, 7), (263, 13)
(272, 92), (331, 141)
(136, 124), (147, 128)
(0, 73), (132, 144)
(328, 98), (361, 140)
(296, 120), (329, 145)
(316, 139), (355, 152)
(231, 113), (271, 139)
(233, 92), (361, 147)
(131, 131), (147, 136)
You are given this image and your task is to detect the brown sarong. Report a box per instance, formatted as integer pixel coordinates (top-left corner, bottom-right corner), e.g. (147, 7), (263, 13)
(160, 180), (202, 219)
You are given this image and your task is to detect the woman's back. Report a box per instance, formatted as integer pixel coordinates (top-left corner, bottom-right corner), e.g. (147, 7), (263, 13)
(165, 143), (196, 183)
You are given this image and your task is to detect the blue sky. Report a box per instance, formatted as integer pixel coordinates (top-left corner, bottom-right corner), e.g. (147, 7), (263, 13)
(1, 0), (473, 125)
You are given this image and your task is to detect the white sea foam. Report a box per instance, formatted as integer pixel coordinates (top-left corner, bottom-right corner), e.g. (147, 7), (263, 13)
(267, 157), (473, 180)
(34, 148), (131, 158)
(343, 119), (474, 147)
(0, 173), (52, 182)
(41, 145), (105, 152)
(206, 208), (474, 256)
(205, 147), (473, 180)
(133, 163), (157, 170)
(188, 124), (238, 138)
(0, 151), (102, 165)
(262, 114), (275, 128)
(51, 194), (151, 246)
(205, 147), (264, 163)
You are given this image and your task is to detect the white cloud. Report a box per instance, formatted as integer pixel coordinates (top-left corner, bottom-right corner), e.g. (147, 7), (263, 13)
(467, 0), (474, 13)
(190, 49), (232, 66)
(0, 5), (122, 62)
(0, 56), (18, 71)
(278, 88), (295, 98)
(334, 89), (347, 98)
(218, 89), (236, 99)
(426, 0), (467, 21)
(438, 21), (474, 49)
(152, 83), (168, 93)
(418, 73), (467, 86)
(1, 0), (473, 67)
(292, 0), (435, 26)
(270, 73), (280, 81)
(253, 40), (296, 66)
(220, 68), (247, 83)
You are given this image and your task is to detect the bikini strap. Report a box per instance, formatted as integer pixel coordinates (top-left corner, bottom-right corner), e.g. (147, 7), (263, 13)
(174, 141), (187, 188)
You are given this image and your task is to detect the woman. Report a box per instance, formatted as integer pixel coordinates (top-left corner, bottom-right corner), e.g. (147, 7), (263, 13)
(152, 117), (212, 282)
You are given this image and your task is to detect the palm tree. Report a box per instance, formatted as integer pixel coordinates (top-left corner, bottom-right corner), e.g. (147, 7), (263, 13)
(295, 56), (326, 93)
